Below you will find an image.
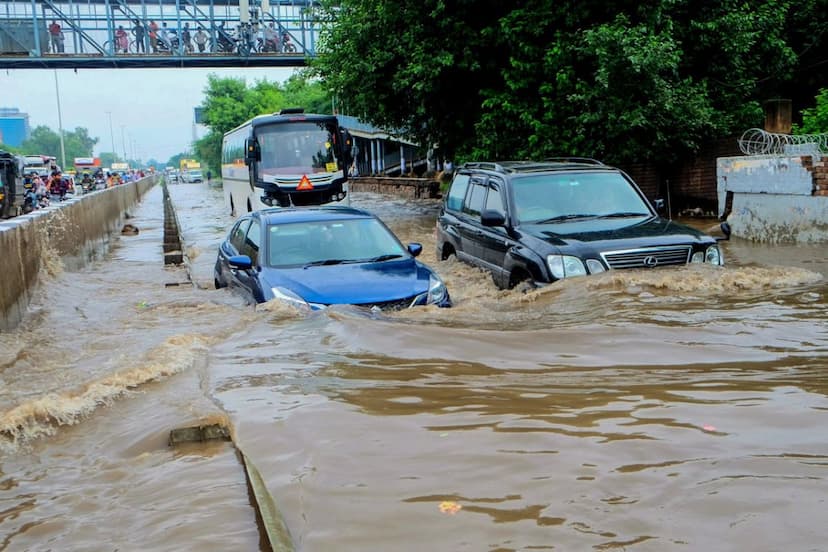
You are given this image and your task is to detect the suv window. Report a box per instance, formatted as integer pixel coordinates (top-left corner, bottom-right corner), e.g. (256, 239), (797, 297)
(446, 173), (470, 211)
(463, 179), (487, 217)
(230, 219), (252, 252)
(484, 181), (505, 214)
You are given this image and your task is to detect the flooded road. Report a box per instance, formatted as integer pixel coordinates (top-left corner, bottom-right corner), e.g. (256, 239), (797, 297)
(1, 182), (827, 551)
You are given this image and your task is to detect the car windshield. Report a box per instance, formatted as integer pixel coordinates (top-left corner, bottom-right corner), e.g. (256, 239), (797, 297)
(266, 217), (409, 267)
(511, 172), (652, 224)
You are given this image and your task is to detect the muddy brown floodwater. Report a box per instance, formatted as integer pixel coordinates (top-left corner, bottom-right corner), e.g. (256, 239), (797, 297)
(1, 182), (827, 552)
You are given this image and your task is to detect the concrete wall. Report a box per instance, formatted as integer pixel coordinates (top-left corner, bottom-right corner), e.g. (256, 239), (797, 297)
(727, 193), (828, 243)
(715, 155), (828, 243)
(349, 176), (440, 199)
(0, 176), (157, 331)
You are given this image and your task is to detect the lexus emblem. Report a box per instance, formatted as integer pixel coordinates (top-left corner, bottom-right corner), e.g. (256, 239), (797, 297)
(643, 255), (658, 268)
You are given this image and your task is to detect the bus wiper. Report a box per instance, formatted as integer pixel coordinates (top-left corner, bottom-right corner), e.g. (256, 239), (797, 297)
(303, 259), (348, 268)
(597, 212), (650, 218)
(364, 254), (405, 262)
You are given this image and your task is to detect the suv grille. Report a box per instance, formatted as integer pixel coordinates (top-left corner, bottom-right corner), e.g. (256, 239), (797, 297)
(601, 246), (692, 269)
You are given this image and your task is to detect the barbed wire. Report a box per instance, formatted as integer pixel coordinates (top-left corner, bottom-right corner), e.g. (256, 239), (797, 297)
(739, 128), (828, 156)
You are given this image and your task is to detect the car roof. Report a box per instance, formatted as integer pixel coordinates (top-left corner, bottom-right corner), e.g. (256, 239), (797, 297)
(255, 206), (375, 225)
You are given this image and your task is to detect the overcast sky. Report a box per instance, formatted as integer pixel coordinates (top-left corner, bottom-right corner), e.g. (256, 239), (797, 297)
(0, 66), (298, 164)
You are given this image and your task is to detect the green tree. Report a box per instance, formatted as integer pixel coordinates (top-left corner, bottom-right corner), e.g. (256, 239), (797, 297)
(20, 125), (99, 166)
(193, 72), (332, 173)
(794, 88), (828, 134)
(311, 0), (817, 165)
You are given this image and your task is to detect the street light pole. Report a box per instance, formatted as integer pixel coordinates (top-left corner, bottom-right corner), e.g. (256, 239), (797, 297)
(121, 125), (127, 162)
(106, 111), (115, 161)
(53, 69), (66, 170)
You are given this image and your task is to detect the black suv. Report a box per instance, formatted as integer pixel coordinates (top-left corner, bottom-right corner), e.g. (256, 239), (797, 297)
(436, 160), (730, 289)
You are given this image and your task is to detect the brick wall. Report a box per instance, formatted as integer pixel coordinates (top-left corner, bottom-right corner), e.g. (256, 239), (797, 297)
(619, 136), (743, 216)
(802, 156), (828, 196)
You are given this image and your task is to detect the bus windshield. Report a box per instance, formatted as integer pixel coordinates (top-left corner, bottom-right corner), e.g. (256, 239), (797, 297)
(255, 121), (336, 176)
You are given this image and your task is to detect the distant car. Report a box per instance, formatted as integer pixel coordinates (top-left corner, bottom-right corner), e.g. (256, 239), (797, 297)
(214, 206), (452, 310)
(184, 170), (203, 183)
(437, 160), (730, 289)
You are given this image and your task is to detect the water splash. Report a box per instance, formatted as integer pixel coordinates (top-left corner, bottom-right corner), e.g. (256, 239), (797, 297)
(0, 334), (209, 453)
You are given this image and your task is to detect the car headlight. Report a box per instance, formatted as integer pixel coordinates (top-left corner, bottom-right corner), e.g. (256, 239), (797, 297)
(547, 255), (587, 279)
(426, 274), (448, 305)
(270, 286), (311, 310)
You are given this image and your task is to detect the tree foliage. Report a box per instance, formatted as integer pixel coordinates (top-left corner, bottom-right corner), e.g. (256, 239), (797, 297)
(311, 0), (824, 165)
(193, 73), (331, 173)
(19, 125), (98, 166)
(794, 88), (828, 134)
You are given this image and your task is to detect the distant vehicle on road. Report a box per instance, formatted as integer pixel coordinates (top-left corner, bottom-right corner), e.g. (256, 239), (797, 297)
(22, 154), (52, 178)
(221, 108), (353, 216)
(437, 160), (731, 289)
(1, 150), (26, 217)
(214, 206), (452, 310)
(182, 170), (203, 183)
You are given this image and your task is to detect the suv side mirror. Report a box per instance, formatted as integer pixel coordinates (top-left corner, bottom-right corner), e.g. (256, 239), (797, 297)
(653, 198), (665, 212)
(717, 221), (732, 241)
(481, 209), (506, 227)
(244, 139), (260, 165)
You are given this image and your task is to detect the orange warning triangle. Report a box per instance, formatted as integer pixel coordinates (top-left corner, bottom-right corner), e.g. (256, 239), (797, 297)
(297, 175), (314, 190)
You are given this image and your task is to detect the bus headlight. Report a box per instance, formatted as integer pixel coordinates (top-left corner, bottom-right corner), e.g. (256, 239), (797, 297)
(547, 255), (587, 279)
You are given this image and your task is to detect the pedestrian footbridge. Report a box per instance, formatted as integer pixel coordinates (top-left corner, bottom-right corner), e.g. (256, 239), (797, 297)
(0, 0), (318, 69)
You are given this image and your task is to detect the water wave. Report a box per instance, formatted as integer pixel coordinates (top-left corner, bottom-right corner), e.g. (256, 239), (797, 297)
(0, 334), (209, 453)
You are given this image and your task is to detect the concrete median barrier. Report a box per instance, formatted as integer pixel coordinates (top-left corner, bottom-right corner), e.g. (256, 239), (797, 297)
(0, 176), (158, 331)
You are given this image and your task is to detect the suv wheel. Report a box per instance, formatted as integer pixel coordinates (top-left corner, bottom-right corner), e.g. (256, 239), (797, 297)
(509, 269), (535, 292)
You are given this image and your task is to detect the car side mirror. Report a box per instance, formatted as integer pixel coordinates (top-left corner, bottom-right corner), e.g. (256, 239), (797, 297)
(407, 243), (423, 257)
(716, 221), (732, 241)
(228, 254), (253, 269)
(480, 209), (506, 227)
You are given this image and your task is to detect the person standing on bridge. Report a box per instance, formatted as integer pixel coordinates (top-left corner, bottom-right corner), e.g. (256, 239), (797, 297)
(132, 19), (146, 53)
(48, 20), (64, 53)
(115, 25), (129, 54)
(194, 27), (208, 53)
(181, 22), (193, 53)
(148, 20), (159, 53)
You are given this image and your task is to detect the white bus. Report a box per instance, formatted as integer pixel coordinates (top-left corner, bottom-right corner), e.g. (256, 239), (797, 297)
(221, 108), (353, 216)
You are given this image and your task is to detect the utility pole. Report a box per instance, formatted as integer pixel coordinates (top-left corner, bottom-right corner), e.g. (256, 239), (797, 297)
(106, 111), (116, 161)
(53, 70), (66, 169)
(121, 125), (127, 162)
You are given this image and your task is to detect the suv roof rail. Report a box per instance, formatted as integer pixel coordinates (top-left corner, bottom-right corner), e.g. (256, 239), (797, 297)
(461, 162), (507, 172)
(544, 156), (605, 165)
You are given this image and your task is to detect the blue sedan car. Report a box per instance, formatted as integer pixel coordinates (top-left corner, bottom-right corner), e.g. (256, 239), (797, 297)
(214, 206), (452, 310)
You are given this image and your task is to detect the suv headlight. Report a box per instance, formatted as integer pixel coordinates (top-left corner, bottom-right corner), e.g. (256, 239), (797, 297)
(547, 255), (587, 279)
(705, 245), (723, 265)
(691, 245), (723, 266)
